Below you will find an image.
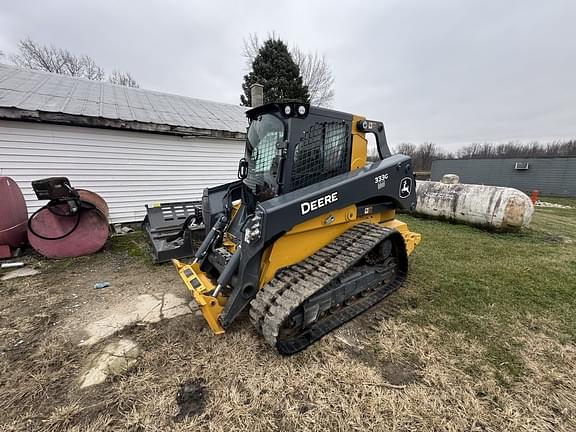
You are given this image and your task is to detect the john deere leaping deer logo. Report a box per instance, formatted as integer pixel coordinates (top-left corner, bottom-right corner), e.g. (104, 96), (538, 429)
(399, 177), (412, 198)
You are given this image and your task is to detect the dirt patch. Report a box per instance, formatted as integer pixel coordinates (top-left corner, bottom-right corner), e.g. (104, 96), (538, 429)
(174, 378), (207, 422)
(379, 358), (422, 386)
(343, 344), (423, 386)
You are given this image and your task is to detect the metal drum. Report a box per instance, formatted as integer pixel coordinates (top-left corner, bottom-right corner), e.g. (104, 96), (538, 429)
(28, 189), (110, 258)
(0, 176), (28, 258)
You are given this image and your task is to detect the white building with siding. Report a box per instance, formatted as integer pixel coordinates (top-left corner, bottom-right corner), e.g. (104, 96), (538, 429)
(0, 64), (247, 223)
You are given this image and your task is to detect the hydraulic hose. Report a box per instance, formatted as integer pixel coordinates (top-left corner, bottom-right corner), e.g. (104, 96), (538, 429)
(27, 199), (98, 241)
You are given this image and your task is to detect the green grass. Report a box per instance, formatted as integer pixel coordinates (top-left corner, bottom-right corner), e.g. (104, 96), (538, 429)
(398, 203), (576, 383)
(107, 230), (151, 260)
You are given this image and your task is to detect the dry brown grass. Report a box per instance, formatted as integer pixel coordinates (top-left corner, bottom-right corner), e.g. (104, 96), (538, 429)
(16, 312), (571, 432)
(1, 305), (575, 431)
(1, 210), (575, 431)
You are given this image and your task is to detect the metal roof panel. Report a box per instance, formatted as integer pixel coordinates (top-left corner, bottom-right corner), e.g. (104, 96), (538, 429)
(0, 64), (247, 134)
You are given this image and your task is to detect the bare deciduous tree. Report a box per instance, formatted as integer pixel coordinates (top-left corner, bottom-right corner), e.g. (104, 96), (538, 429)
(241, 33), (261, 67)
(375, 138), (576, 171)
(396, 143), (417, 157)
(457, 140), (576, 159)
(10, 38), (105, 80)
(392, 139), (576, 171)
(242, 33), (335, 107)
(291, 49), (335, 107)
(9, 38), (140, 87)
(79, 56), (106, 81)
(108, 70), (139, 88)
(395, 142), (446, 171)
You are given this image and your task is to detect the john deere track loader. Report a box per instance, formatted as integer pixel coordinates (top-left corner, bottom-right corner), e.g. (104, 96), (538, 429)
(172, 102), (421, 354)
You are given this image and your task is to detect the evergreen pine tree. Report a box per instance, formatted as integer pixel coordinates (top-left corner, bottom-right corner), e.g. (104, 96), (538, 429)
(241, 38), (310, 106)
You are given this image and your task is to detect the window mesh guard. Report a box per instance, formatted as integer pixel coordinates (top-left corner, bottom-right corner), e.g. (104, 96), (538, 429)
(291, 122), (350, 190)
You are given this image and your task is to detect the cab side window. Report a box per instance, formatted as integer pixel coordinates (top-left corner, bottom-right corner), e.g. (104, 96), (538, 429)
(291, 122), (350, 190)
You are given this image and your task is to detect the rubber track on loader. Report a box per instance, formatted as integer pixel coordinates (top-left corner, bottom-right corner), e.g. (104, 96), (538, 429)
(249, 223), (406, 355)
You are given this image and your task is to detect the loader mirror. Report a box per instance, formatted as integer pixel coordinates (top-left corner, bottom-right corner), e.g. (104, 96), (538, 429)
(237, 158), (248, 179)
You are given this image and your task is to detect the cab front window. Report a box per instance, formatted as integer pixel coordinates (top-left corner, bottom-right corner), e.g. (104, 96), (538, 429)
(245, 114), (285, 200)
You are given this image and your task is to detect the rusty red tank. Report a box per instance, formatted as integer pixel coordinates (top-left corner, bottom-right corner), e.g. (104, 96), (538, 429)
(27, 181), (110, 259)
(0, 176), (28, 258)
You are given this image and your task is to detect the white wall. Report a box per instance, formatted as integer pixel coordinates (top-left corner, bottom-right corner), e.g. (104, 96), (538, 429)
(0, 120), (245, 223)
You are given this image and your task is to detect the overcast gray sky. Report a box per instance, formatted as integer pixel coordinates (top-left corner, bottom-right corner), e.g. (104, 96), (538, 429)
(0, 0), (574, 151)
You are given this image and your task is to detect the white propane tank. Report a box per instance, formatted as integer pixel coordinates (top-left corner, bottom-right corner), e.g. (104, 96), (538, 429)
(415, 181), (534, 230)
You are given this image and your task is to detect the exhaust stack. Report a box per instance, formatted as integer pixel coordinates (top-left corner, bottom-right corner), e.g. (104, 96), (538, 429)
(250, 83), (264, 107)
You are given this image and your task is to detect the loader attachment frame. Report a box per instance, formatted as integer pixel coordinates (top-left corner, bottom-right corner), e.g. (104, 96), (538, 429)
(173, 259), (226, 334)
(143, 200), (204, 263)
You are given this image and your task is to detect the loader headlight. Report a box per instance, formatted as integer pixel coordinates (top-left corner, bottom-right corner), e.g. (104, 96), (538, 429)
(244, 208), (264, 244)
(297, 105), (306, 116)
(283, 105), (292, 116)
